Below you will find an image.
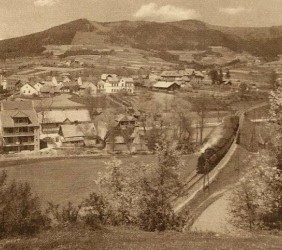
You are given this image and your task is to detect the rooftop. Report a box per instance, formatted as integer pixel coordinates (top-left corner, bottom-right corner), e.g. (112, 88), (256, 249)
(153, 81), (177, 89)
(0, 109), (39, 128)
(1, 100), (34, 111)
(38, 109), (91, 124)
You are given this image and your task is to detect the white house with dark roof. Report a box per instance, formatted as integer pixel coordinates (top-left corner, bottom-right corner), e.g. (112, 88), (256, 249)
(20, 83), (39, 97)
(97, 76), (134, 94)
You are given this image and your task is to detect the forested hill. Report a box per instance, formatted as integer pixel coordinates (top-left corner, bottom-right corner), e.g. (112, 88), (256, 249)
(1, 18), (282, 59)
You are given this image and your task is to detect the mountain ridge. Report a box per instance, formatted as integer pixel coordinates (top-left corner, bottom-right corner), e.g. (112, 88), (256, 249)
(1, 18), (282, 59)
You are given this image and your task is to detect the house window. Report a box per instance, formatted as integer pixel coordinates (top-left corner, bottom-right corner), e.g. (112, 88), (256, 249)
(14, 117), (30, 124)
(22, 137), (28, 143)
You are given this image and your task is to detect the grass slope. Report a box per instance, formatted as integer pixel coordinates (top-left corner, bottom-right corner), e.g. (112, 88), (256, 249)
(1, 227), (282, 250)
(0, 19), (93, 58)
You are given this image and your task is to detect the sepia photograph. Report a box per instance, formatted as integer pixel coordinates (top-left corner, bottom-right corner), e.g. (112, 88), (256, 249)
(0, 0), (282, 249)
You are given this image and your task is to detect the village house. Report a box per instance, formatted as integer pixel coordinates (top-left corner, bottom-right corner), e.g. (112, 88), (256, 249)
(20, 83), (39, 97)
(61, 81), (79, 94)
(1, 77), (22, 92)
(97, 75), (134, 94)
(97, 80), (116, 94)
(0, 101), (40, 153)
(115, 114), (137, 129)
(161, 71), (181, 82)
(105, 126), (148, 153)
(193, 71), (205, 83)
(58, 122), (97, 147)
(33, 82), (43, 92)
(153, 81), (181, 92)
(79, 82), (97, 96)
(98, 74), (119, 94)
(38, 108), (92, 135)
(118, 78), (135, 93)
(148, 73), (161, 82)
(183, 68), (195, 77)
(40, 85), (61, 97)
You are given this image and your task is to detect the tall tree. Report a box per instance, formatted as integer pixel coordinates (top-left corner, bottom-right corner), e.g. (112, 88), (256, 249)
(138, 144), (187, 231)
(192, 96), (210, 145)
(209, 69), (219, 85)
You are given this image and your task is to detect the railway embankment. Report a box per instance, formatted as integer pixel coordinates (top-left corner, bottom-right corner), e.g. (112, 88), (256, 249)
(173, 102), (269, 230)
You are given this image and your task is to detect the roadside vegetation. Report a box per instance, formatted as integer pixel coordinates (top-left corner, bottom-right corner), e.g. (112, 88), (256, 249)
(229, 87), (282, 231)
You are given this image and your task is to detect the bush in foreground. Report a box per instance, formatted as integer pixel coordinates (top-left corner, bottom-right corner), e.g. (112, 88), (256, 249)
(0, 171), (49, 237)
(81, 144), (189, 232)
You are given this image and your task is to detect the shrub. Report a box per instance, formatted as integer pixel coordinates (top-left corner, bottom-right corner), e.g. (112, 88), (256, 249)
(46, 202), (80, 227)
(0, 171), (49, 237)
(83, 145), (189, 232)
(82, 193), (112, 226)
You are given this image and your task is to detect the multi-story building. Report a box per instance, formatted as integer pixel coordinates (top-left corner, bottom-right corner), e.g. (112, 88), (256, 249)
(97, 74), (135, 94)
(0, 101), (40, 153)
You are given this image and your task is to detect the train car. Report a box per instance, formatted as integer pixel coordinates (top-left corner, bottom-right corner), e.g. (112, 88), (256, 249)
(197, 115), (239, 174)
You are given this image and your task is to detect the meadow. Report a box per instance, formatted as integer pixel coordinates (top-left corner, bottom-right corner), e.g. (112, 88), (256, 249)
(1, 154), (198, 207)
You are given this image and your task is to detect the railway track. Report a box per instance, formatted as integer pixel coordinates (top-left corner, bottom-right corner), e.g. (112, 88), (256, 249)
(173, 102), (269, 213)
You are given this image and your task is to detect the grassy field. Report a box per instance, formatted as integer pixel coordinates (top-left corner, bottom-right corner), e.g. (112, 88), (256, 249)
(1, 154), (198, 207)
(1, 226), (281, 250)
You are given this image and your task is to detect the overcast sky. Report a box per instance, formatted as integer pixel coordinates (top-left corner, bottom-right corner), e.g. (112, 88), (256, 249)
(1, 0), (282, 39)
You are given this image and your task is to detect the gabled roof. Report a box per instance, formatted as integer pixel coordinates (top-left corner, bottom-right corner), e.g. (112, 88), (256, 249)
(12, 110), (30, 118)
(153, 81), (178, 89)
(40, 86), (61, 93)
(101, 74), (119, 82)
(0, 109), (39, 127)
(62, 81), (79, 88)
(59, 123), (96, 139)
(80, 82), (96, 89)
(120, 77), (134, 83)
(38, 109), (91, 124)
(1, 100), (33, 111)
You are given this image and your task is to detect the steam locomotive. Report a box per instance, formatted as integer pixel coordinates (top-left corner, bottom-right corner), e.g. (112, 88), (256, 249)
(197, 115), (239, 174)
